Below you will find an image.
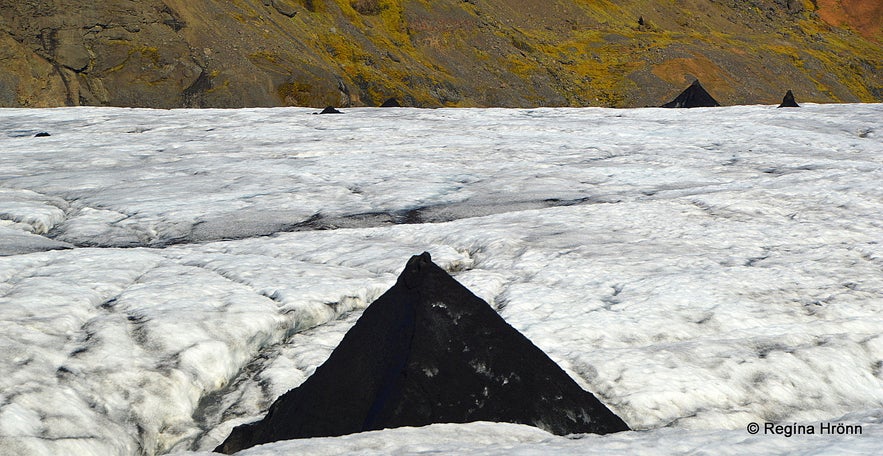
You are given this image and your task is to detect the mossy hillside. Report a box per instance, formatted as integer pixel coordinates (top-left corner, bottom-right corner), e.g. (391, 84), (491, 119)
(377, 0), (865, 106)
(0, 33), (68, 106)
(793, 17), (882, 101)
(0, 0), (879, 107)
(551, 1), (880, 105)
(84, 23), (203, 107)
(269, 0), (459, 106)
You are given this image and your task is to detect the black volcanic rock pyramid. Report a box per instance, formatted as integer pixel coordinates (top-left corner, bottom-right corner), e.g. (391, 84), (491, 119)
(778, 90), (800, 108)
(216, 252), (629, 454)
(662, 79), (720, 108)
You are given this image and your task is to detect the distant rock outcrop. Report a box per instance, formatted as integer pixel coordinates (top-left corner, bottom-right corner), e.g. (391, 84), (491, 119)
(215, 252), (629, 454)
(380, 97), (402, 107)
(661, 80), (721, 108)
(317, 106), (343, 114)
(778, 90), (800, 107)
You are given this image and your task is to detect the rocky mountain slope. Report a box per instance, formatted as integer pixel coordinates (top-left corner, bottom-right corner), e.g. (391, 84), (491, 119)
(0, 0), (880, 108)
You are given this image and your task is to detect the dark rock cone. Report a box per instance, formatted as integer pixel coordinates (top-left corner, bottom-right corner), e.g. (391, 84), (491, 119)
(317, 106), (343, 114)
(215, 252), (629, 454)
(380, 97), (401, 107)
(661, 79), (720, 108)
(33, 132), (51, 137)
(778, 90), (800, 108)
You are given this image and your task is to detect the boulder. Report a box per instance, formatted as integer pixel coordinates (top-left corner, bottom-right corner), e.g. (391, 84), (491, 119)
(53, 29), (91, 72)
(271, 0), (298, 17)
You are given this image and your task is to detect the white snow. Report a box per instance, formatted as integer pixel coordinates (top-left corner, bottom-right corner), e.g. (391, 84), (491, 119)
(1, 104), (882, 455)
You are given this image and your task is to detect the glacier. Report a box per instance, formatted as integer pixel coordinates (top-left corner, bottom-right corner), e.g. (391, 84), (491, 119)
(1, 104), (882, 455)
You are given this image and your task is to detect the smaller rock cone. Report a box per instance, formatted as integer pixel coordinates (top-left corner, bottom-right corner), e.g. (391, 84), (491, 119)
(661, 79), (720, 108)
(380, 97), (401, 107)
(777, 90), (800, 108)
(318, 106), (343, 114)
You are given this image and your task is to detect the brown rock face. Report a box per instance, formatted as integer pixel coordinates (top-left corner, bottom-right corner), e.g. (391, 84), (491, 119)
(0, 1), (205, 107)
(0, 0), (880, 108)
(51, 29), (91, 72)
(816, 0), (883, 42)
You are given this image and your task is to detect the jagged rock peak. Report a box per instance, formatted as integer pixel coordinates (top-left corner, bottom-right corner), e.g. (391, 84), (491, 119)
(215, 252), (629, 454)
(661, 79), (721, 108)
(778, 89), (800, 108)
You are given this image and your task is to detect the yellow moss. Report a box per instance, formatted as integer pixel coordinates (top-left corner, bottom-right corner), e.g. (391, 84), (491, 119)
(504, 54), (538, 78)
(137, 46), (161, 63)
(651, 55), (729, 87)
(330, 0), (362, 22)
(105, 61), (127, 74)
(206, 78), (230, 94)
(572, 0), (628, 26)
(314, 0), (451, 103)
(277, 81), (314, 105)
(376, 0), (410, 46)
(249, 50), (280, 64)
(229, 0), (261, 20)
(801, 47), (876, 101)
(328, 0), (417, 54)
(508, 26), (670, 105)
(765, 44), (801, 60)
(321, 31), (368, 62)
(786, 17), (882, 101)
(103, 45), (162, 74)
(473, 48), (491, 62)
